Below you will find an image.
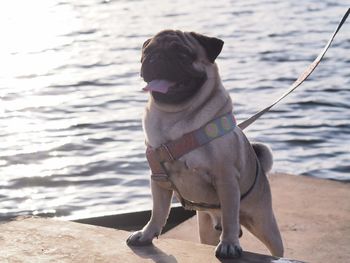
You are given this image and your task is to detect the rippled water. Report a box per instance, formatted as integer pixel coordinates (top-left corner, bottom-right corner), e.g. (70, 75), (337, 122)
(0, 0), (349, 220)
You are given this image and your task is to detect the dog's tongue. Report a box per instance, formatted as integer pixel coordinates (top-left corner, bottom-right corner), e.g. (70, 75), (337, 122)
(143, 79), (175, 94)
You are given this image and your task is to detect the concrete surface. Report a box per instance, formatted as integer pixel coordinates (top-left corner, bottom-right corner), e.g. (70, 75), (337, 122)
(0, 217), (302, 263)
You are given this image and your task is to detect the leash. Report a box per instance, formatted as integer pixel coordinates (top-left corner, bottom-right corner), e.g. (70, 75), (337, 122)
(145, 9), (349, 210)
(238, 8), (350, 130)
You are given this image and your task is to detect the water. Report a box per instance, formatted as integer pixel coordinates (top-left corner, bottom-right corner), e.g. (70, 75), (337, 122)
(0, 0), (349, 220)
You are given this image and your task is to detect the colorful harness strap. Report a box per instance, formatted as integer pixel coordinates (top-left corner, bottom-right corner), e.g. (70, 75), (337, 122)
(146, 112), (237, 179)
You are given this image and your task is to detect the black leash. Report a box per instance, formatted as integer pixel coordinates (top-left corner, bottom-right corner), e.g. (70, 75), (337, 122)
(239, 8), (350, 130)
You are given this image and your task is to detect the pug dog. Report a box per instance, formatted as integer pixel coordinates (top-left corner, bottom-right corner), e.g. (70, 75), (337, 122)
(127, 30), (284, 259)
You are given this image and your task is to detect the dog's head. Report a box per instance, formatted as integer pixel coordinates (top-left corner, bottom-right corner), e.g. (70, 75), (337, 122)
(141, 30), (224, 104)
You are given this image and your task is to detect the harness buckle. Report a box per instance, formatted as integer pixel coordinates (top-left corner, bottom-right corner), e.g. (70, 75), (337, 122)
(158, 144), (175, 161)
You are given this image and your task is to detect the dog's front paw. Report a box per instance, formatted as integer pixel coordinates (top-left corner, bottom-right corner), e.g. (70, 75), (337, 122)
(215, 241), (242, 259)
(126, 230), (154, 246)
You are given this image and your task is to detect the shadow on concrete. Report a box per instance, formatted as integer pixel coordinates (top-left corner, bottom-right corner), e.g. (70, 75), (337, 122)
(129, 244), (178, 263)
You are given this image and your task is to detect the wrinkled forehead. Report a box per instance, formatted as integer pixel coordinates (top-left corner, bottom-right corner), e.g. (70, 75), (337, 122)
(148, 30), (204, 55)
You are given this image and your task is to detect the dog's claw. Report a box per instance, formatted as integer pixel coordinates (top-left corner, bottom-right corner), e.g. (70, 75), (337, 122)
(126, 231), (153, 246)
(215, 241), (242, 259)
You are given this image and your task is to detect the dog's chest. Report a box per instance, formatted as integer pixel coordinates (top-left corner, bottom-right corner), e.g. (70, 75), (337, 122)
(161, 160), (220, 205)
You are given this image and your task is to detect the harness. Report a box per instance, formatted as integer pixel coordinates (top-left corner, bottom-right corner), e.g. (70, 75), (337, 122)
(146, 112), (260, 210)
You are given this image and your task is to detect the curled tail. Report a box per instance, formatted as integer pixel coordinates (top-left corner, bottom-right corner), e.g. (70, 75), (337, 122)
(252, 142), (273, 173)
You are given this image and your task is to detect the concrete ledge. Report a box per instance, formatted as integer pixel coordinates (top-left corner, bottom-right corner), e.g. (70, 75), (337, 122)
(0, 217), (303, 263)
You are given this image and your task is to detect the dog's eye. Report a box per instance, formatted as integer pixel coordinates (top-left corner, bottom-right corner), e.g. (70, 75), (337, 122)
(179, 53), (189, 59)
(179, 52), (194, 61)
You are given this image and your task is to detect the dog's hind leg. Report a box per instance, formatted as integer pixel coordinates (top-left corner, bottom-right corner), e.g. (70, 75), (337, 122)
(197, 211), (221, 245)
(241, 197), (284, 257)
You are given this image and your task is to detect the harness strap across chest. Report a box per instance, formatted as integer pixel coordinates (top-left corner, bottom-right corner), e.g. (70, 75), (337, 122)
(146, 112), (259, 210)
(147, 112), (237, 176)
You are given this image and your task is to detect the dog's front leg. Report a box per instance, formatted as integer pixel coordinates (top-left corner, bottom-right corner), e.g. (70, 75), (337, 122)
(127, 180), (173, 246)
(214, 169), (242, 259)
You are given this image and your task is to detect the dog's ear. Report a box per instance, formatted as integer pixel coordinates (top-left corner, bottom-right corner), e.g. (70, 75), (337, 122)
(190, 32), (224, 63)
(141, 38), (152, 62)
(142, 38), (151, 49)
